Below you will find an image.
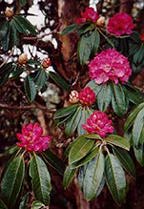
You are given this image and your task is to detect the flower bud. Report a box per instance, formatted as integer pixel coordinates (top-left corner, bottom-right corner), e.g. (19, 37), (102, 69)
(96, 16), (105, 26)
(42, 58), (51, 68)
(79, 87), (96, 106)
(69, 90), (79, 104)
(18, 53), (28, 65)
(5, 7), (14, 18)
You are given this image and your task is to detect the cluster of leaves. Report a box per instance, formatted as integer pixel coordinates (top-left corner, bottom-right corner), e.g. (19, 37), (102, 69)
(0, 147), (65, 209)
(63, 134), (135, 203)
(0, 59), (69, 102)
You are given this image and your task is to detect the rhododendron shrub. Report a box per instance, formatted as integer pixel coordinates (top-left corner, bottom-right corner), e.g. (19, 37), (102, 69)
(0, 1), (144, 209)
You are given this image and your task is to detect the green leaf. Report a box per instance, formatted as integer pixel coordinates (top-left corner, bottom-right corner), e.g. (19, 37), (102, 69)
(49, 71), (70, 91)
(11, 65), (24, 79)
(78, 165), (88, 189)
(71, 146), (99, 169)
(77, 23), (95, 36)
(31, 201), (45, 209)
(133, 44), (144, 64)
(124, 102), (144, 132)
(0, 199), (8, 209)
(69, 135), (95, 164)
(77, 108), (91, 136)
(61, 24), (78, 35)
(132, 107), (144, 146)
(83, 133), (102, 140)
(86, 81), (103, 95)
(83, 151), (105, 200)
(42, 150), (65, 176)
(133, 145), (144, 166)
(111, 83), (128, 116)
(1, 155), (25, 208)
(0, 21), (10, 51)
(0, 63), (14, 85)
(123, 85), (144, 105)
(29, 154), (52, 205)
(54, 104), (79, 120)
(113, 147), (135, 177)
(65, 107), (82, 136)
(78, 29), (100, 65)
(105, 134), (130, 151)
(19, 0), (27, 7)
(105, 153), (126, 204)
(139, 126), (144, 144)
(34, 69), (47, 90)
(0, 21), (9, 38)
(97, 83), (112, 111)
(9, 19), (19, 47)
(14, 15), (37, 35)
(19, 193), (29, 209)
(63, 166), (76, 189)
(24, 76), (37, 102)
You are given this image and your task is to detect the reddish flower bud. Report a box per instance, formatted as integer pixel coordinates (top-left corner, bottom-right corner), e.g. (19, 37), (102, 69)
(42, 58), (51, 68)
(79, 87), (96, 106)
(18, 53), (28, 65)
(76, 7), (99, 24)
(96, 16), (105, 27)
(5, 7), (14, 18)
(69, 90), (79, 104)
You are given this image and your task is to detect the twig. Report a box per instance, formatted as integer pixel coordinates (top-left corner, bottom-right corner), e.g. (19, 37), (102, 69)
(0, 102), (56, 112)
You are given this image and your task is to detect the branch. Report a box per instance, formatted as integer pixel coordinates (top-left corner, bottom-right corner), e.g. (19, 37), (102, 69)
(0, 102), (56, 112)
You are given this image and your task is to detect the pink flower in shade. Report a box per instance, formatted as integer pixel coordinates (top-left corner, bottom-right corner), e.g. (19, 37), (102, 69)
(76, 7), (99, 24)
(82, 111), (114, 138)
(107, 12), (134, 36)
(79, 87), (96, 106)
(88, 48), (132, 84)
(16, 123), (51, 152)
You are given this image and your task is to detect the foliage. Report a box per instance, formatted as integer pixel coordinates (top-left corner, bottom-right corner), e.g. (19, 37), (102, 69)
(0, 1), (144, 209)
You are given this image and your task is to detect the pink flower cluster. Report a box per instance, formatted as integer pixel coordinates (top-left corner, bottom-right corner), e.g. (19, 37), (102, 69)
(107, 12), (134, 36)
(76, 7), (99, 24)
(88, 48), (132, 84)
(16, 123), (51, 152)
(82, 111), (114, 138)
(79, 87), (96, 106)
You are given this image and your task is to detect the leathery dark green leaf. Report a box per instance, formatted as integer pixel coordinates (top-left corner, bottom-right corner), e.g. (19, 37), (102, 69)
(105, 153), (126, 204)
(83, 150), (105, 200)
(29, 154), (52, 205)
(69, 135), (95, 164)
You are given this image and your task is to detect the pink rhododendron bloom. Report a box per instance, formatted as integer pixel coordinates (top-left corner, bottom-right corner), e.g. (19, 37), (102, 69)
(107, 12), (134, 36)
(76, 7), (99, 24)
(88, 48), (132, 84)
(79, 87), (96, 106)
(16, 123), (51, 152)
(82, 111), (114, 137)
